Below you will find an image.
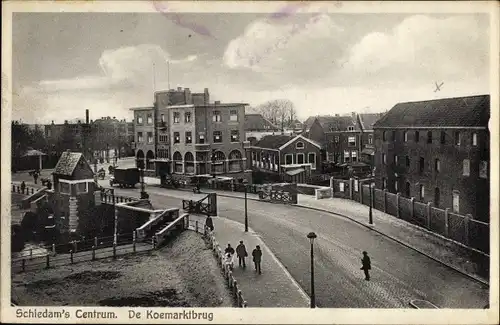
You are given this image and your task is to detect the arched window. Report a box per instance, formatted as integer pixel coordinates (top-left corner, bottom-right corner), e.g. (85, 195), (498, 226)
(146, 150), (155, 170)
(184, 152), (194, 174)
(212, 151), (226, 174)
(173, 151), (183, 173)
(228, 150), (243, 172)
(296, 141), (304, 149)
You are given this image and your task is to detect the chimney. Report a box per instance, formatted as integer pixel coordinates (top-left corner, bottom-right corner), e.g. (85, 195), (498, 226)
(85, 109), (89, 124)
(64, 120), (68, 124)
(215, 100), (221, 105)
(335, 114), (339, 117)
(177, 87), (182, 91)
(51, 120), (55, 125)
(204, 88), (210, 105)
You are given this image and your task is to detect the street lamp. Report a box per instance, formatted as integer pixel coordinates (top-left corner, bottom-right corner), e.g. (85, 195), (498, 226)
(306, 231), (317, 308)
(369, 167), (375, 225)
(243, 179), (249, 232)
(139, 168), (148, 199)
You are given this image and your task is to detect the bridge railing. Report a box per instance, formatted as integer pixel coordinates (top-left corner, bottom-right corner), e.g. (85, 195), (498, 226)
(182, 193), (217, 216)
(136, 208), (180, 240)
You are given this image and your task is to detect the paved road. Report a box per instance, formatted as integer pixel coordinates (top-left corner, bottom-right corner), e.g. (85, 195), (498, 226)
(88, 185), (492, 308)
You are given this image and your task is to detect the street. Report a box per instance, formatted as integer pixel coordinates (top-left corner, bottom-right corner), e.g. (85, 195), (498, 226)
(110, 184), (489, 309)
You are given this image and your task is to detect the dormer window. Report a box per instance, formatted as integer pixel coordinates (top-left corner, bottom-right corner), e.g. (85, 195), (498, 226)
(296, 141), (305, 149)
(348, 126), (354, 131)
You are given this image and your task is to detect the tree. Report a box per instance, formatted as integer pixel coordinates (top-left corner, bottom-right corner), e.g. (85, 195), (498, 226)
(254, 99), (298, 131)
(11, 121), (48, 170)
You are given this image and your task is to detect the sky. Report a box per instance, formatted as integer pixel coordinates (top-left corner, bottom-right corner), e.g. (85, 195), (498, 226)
(10, 4), (491, 124)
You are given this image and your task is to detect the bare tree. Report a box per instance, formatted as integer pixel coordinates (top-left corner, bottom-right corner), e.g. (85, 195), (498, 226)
(254, 99), (298, 131)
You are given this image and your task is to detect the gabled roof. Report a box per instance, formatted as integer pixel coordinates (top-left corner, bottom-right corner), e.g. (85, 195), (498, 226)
(53, 152), (86, 176)
(374, 95), (490, 128)
(358, 113), (385, 131)
(279, 134), (322, 150)
(253, 134), (293, 149)
(304, 115), (358, 131)
(244, 114), (279, 131)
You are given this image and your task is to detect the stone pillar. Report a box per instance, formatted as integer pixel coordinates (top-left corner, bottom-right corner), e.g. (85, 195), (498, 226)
(349, 178), (354, 200)
(410, 197), (415, 221)
(396, 193), (401, 218)
(68, 196), (78, 232)
(444, 208), (450, 237)
(464, 214), (471, 246)
(383, 189), (387, 213)
(426, 202), (432, 230)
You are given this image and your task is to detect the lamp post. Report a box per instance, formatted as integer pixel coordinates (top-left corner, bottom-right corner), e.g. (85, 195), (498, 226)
(307, 231), (317, 308)
(139, 168), (148, 199)
(369, 167), (375, 225)
(243, 179), (249, 232)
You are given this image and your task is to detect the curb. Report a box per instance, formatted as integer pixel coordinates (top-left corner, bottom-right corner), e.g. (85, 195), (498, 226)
(208, 191), (490, 287)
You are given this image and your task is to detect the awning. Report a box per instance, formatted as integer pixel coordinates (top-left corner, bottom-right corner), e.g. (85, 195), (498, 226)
(286, 168), (305, 176)
(22, 149), (46, 157)
(361, 148), (375, 155)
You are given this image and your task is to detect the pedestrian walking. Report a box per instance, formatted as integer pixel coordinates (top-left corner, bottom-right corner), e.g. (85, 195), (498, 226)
(252, 245), (262, 274)
(360, 251), (371, 281)
(33, 171), (39, 184)
(225, 243), (235, 255)
(236, 240), (248, 268)
(20, 181), (26, 194)
(205, 215), (214, 233)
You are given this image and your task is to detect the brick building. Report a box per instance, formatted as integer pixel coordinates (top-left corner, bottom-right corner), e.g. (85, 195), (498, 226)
(373, 95), (490, 222)
(131, 87), (251, 182)
(249, 134), (322, 183)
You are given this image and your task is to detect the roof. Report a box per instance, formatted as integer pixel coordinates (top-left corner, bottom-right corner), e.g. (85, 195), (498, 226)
(358, 113), (384, 131)
(244, 114), (279, 131)
(374, 95), (490, 128)
(279, 134), (322, 150)
(22, 149), (46, 157)
(254, 135), (294, 149)
(53, 152), (84, 176)
(305, 115), (358, 131)
(286, 168), (305, 176)
(129, 106), (154, 111)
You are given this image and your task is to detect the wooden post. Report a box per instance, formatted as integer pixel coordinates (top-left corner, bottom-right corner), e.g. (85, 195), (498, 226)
(195, 220), (199, 233)
(30, 248), (33, 260)
(133, 231), (136, 253)
(426, 202), (432, 230)
(410, 197), (415, 221)
(113, 242), (117, 258)
(31, 188), (34, 195)
(92, 246), (96, 260)
(22, 259), (26, 272)
(52, 243), (56, 256)
(383, 189), (387, 213)
(444, 208), (450, 237)
(46, 255), (50, 268)
(70, 250), (74, 264)
(72, 240), (77, 253)
(464, 214), (471, 246)
(360, 183), (364, 205)
(396, 193), (401, 218)
(349, 178), (354, 200)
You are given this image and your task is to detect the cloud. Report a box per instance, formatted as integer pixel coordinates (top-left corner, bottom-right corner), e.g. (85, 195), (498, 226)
(223, 14), (346, 81)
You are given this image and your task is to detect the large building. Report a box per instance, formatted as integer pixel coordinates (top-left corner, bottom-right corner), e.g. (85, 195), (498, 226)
(131, 87), (251, 182)
(373, 95), (490, 222)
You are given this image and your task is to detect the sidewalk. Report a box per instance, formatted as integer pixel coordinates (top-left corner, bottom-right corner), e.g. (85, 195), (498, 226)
(191, 188), (489, 284)
(188, 214), (310, 308)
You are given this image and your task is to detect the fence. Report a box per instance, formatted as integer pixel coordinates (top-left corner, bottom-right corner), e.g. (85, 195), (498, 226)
(185, 218), (248, 308)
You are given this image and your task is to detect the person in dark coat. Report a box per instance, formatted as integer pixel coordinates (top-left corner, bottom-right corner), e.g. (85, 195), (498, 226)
(205, 215), (214, 233)
(360, 251), (371, 280)
(33, 171), (39, 184)
(236, 241), (248, 268)
(20, 181), (26, 194)
(252, 245), (262, 274)
(225, 243), (235, 255)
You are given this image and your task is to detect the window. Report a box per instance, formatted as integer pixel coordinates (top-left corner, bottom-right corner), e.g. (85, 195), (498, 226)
(419, 157), (425, 173)
(137, 132), (143, 143)
(344, 151), (350, 163)
(405, 182), (411, 198)
(392, 130), (397, 141)
(185, 112), (192, 123)
(297, 153), (304, 164)
(463, 159), (470, 176)
(452, 191), (460, 213)
(230, 130), (240, 142)
(405, 156), (410, 167)
(75, 182), (87, 194)
(427, 131), (433, 144)
(404, 131), (408, 142)
(435, 158), (440, 173)
(479, 161), (488, 179)
(147, 114), (153, 124)
(348, 126), (355, 131)
(199, 134), (205, 144)
(161, 114), (165, 123)
(174, 132), (180, 144)
(335, 136), (340, 143)
(415, 131), (420, 142)
(351, 151), (357, 162)
(296, 141), (304, 149)
(147, 132), (153, 144)
(213, 111), (221, 122)
(185, 132), (192, 144)
(382, 153), (387, 165)
(173, 112), (180, 123)
(354, 179), (359, 192)
(382, 178), (387, 190)
(419, 185), (425, 200)
(230, 110), (238, 121)
(440, 131), (446, 144)
(285, 154), (293, 164)
(454, 131), (461, 145)
(213, 131), (222, 143)
(308, 153), (316, 170)
(368, 135), (373, 145)
(137, 115), (143, 124)
(394, 155), (398, 165)
(159, 134), (168, 143)
(60, 182), (71, 195)
(472, 133), (477, 146)
(383, 131), (387, 141)
(348, 136), (356, 146)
